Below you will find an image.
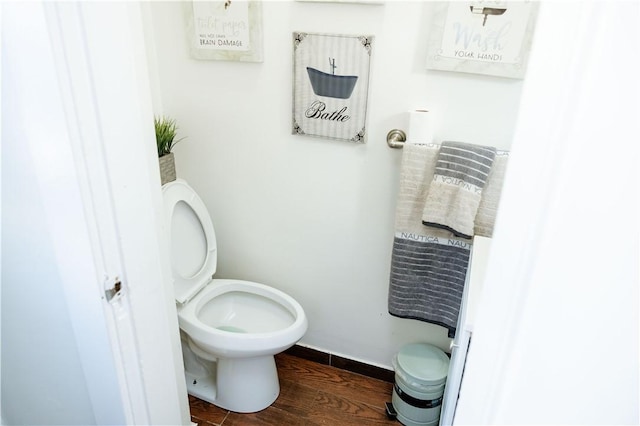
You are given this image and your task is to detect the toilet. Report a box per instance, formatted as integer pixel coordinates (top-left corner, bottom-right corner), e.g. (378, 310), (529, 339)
(162, 179), (308, 413)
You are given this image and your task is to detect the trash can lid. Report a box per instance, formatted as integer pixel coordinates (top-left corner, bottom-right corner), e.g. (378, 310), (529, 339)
(397, 343), (450, 385)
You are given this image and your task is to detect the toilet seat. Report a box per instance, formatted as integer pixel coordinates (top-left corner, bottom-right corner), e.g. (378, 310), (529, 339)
(178, 278), (307, 358)
(162, 179), (217, 304)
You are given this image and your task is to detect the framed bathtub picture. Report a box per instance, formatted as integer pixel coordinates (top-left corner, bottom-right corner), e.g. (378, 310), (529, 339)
(292, 32), (373, 143)
(184, 0), (263, 62)
(425, 1), (539, 79)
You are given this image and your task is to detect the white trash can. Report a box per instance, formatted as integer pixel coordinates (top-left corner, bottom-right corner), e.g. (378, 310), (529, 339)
(391, 343), (450, 426)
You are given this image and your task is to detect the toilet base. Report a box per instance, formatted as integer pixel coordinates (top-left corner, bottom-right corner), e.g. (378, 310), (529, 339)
(186, 355), (280, 413)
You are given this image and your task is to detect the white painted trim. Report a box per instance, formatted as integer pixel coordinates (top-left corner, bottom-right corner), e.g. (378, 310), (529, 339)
(139, 2), (165, 115)
(0, 1), (4, 423)
(0, 3), (4, 420)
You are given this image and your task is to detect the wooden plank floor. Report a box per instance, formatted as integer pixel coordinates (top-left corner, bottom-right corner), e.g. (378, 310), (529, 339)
(189, 353), (397, 425)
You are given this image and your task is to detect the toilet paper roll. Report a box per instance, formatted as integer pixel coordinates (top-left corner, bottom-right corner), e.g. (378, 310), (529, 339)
(407, 109), (434, 144)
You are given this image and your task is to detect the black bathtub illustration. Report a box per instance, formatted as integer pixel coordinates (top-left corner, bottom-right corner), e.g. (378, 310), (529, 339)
(306, 67), (358, 99)
(469, 5), (507, 26)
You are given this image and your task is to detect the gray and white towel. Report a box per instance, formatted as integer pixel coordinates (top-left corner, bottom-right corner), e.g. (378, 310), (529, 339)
(388, 143), (507, 338)
(422, 141), (497, 239)
(475, 153), (508, 237)
(388, 144), (471, 337)
(389, 231), (471, 338)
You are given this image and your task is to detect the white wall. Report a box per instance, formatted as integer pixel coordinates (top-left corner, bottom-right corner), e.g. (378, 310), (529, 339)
(146, 1), (524, 367)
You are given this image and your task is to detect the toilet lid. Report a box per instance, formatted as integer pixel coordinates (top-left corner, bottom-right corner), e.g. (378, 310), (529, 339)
(162, 179), (217, 304)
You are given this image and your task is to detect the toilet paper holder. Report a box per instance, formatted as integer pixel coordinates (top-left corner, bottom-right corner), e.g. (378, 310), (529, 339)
(386, 129), (406, 149)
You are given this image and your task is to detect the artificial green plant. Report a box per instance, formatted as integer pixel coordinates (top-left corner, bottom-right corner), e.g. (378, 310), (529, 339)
(154, 116), (185, 157)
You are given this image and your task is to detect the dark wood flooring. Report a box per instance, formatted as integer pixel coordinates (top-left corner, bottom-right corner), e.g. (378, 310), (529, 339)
(189, 352), (397, 425)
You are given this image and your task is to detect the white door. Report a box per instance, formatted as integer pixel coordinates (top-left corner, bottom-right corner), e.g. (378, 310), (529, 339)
(2, 2), (190, 424)
(440, 237), (492, 425)
(454, 2), (639, 424)
(439, 280), (473, 426)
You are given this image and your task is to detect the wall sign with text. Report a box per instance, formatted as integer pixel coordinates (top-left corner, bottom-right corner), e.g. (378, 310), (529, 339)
(426, 2), (539, 79)
(292, 32), (373, 143)
(184, 0), (263, 62)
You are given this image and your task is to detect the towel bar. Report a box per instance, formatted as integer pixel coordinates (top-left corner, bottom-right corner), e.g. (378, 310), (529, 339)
(385, 128), (509, 155)
(386, 129), (406, 148)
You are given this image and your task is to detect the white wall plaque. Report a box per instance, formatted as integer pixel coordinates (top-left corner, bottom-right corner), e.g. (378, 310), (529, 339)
(426, 2), (539, 79)
(185, 1), (263, 62)
(292, 32), (373, 143)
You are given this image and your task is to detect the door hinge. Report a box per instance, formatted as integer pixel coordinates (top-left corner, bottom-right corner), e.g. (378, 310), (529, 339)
(105, 276), (123, 302)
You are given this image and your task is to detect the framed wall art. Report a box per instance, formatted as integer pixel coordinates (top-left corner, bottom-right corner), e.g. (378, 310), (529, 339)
(292, 32), (373, 143)
(184, 0), (263, 62)
(295, 0), (383, 4)
(426, 1), (539, 79)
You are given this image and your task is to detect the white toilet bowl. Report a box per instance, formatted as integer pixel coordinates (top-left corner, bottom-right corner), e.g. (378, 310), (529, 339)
(162, 179), (308, 413)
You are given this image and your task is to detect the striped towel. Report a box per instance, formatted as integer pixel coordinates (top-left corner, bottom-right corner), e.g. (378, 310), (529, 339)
(389, 232), (471, 338)
(388, 144), (472, 338)
(422, 141), (497, 239)
(475, 154), (508, 237)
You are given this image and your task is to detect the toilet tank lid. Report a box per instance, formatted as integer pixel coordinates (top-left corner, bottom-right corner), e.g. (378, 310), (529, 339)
(162, 179), (217, 304)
